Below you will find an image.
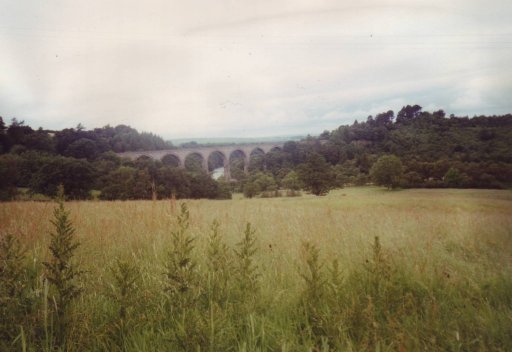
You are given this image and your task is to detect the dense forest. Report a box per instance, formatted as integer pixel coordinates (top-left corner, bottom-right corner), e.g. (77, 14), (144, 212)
(0, 105), (511, 200)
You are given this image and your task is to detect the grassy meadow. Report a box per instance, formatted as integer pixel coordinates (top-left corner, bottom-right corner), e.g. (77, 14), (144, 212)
(1, 187), (512, 351)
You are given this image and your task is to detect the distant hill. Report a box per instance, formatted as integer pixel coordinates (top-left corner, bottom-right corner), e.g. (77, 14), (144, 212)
(169, 135), (304, 147)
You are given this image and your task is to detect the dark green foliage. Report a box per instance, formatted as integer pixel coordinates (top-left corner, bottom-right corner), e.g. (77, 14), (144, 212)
(281, 170), (303, 191)
(189, 173), (227, 199)
(155, 167), (192, 199)
(22, 128), (55, 153)
(325, 108), (512, 189)
(0, 154), (21, 200)
(0, 120), (186, 200)
(184, 153), (205, 174)
(0, 233), (28, 349)
(297, 153), (336, 196)
(215, 178), (233, 199)
(1, 107), (511, 198)
(0, 119), (53, 154)
(100, 164), (231, 201)
(54, 124), (173, 155)
(43, 187), (83, 348)
(64, 137), (99, 160)
(0, 117), (6, 154)
(100, 167), (153, 200)
(248, 152), (265, 173)
(396, 104), (422, 123)
(298, 243), (351, 350)
(370, 154), (404, 189)
(105, 258), (142, 347)
(3, 119), (34, 151)
(29, 155), (95, 199)
(243, 181), (260, 198)
(443, 167), (468, 187)
(0, 237), (42, 351)
(243, 172), (277, 198)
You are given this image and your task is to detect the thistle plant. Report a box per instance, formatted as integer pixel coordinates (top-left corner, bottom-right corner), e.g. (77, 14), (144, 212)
(43, 185), (83, 348)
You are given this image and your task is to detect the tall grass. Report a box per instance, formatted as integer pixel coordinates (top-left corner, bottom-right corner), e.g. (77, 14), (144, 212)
(0, 187), (511, 350)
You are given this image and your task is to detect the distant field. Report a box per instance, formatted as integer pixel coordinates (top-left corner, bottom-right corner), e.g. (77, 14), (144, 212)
(1, 187), (511, 351)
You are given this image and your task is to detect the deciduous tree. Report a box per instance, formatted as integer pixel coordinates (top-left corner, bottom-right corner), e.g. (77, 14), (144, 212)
(297, 153), (335, 196)
(370, 155), (403, 189)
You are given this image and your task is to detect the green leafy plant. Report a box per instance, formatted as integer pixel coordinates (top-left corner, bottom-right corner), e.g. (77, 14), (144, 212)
(164, 203), (198, 308)
(106, 258), (141, 347)
(234, 223), (259, 298)
(205, 220), (234, 351)
(298, 241), (327, 347)
(164, 203), (204, 350)
(206, 219), (232, 307)
(43, 185), (83, 348)
(0, 233), (28, 349)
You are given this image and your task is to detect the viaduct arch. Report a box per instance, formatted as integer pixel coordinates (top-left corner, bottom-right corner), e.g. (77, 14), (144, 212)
(117, 143), (284, 181)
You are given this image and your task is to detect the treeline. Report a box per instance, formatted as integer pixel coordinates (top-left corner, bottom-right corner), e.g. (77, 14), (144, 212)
(236, 105), (512, 196)
(0, 119), (173, 156)
(0, 149), (231, 201)
(0, 118), (230, 200)
(1, 105), (511, 200)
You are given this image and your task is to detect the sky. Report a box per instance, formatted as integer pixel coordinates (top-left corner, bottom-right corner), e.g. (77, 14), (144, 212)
(1, 0), (511, 139)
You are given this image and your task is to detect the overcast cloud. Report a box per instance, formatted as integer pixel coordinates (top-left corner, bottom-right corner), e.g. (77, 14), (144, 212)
(1, 0), (511, 139)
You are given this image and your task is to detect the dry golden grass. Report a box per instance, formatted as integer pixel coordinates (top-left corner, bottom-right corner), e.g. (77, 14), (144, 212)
(2, 187), (510, 303)
(1, 187), (511, 351)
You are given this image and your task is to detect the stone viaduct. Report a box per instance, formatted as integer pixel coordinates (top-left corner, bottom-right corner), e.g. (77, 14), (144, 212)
(117, 142), (284, 180)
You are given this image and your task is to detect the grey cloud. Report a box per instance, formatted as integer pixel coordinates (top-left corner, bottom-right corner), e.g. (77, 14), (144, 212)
(0, 0), (511, 138)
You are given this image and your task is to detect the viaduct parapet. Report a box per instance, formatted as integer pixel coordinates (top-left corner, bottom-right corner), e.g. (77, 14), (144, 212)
(117, 142), (284, 180)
